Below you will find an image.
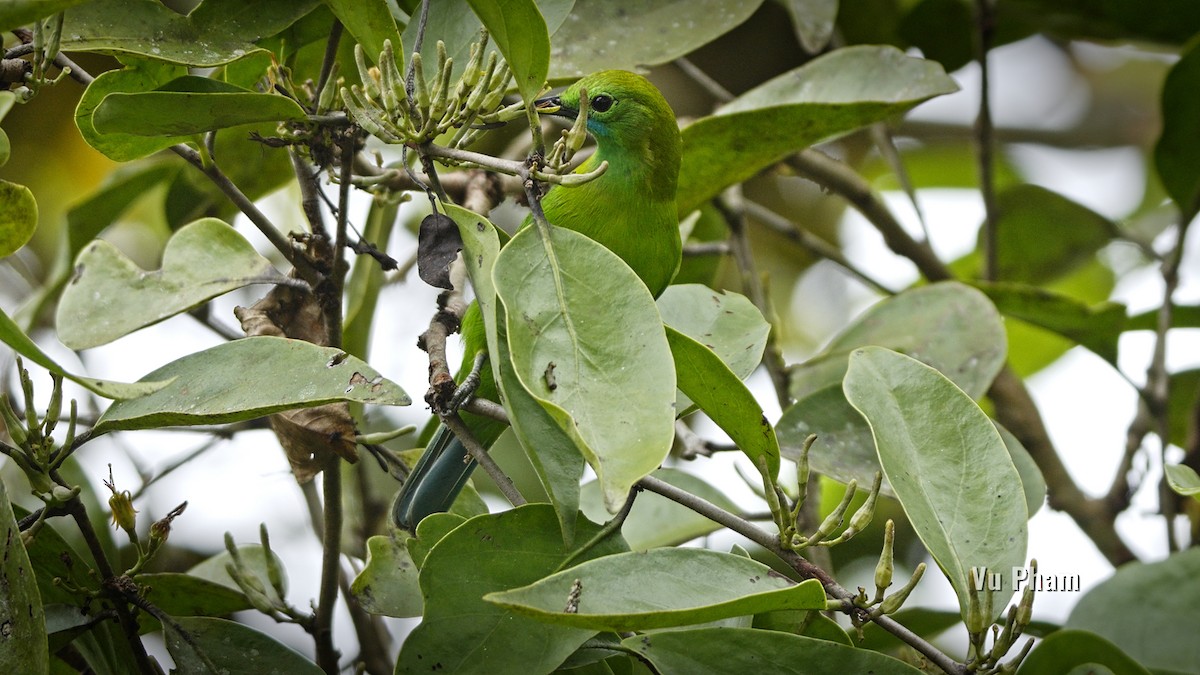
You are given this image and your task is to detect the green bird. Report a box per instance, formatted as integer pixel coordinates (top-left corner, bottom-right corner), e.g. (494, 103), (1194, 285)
(393, 70), (682, 530)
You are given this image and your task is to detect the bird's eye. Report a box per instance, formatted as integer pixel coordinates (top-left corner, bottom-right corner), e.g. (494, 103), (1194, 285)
(590, 94), (614, 112)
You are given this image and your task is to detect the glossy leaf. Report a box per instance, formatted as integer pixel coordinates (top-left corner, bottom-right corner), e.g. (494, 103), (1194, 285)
(976, 281), (1126, 366)
(0, 0), (89, 31)
(580, 468), (740, 550)
(779, 282), (1007, 492)
(494, 226), (676, 513)
(0, 179), (37, 257)
(93, 76), (307, 136)
(398, 505), (627, 675)
(0, 480), (48, 675)
(625, 627), (926, 675)
(164, 616), (323, 675)
(486, 549), (826, 631)
(58, 218), (282, 349)
(844, 347), (1028, 615)
(1155, 38), (1200, 218)
(1065, 548), (1200, 673)
(444, 203), (585, 541)
(350, 533), (422, 618)
(549, 0), (763, 79)
(677, 46), (958, 214)
(94, 336), (410, 433)
(322, 0), (401, 66)
(467, 0), (550, 104)
(1016, 630), (1152, 675)
(1165, 464), (1200, 500)
(0, 305), (167, 399)
(666, 325), (780, 479)
(61, 0), (321, 67)
(75, 61), (190, 161)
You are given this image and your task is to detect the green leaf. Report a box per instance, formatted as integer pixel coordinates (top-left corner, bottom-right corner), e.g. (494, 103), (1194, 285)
(1155, 38), (1200, 218)
(486, 549), (826, 631)
(444, 203), (585, 541)
(0, 179), (37, 257)
(494, 226), (676, 513)
(322, 0), (402, 66)
(624, 627), (927, 675)
(899, 0), (975, 72)
(1016, 630), (1153, 675)
(1065, 548), (1200, 673)
(548, 0), (763, 79)
(350, 533), (422, 618)
(975, 281), (1126, 366)
(57, 218), (282, 349)
(677, 45), (958, 214)
(0, 480), (48, 675)
(579, 468), (740, 550)
(0, 305), (168, 399)
(666, 325), (780, 480)
(403, 0), (573, 85)
(657, 284), (771, 411)
(132, 573), (251, 624)
(858, 607), (962, 653)
(844, 347), (1028, 616)
(785, 0), (838, 53)
(61, 0), (322, 67)
(398, 505), (628, 675)
(999, 424), (1047, 517)
(778, 282), (1006, 493)
(0, 0), (89, 31)
(467, 0), (550, 105)
(94, 336), (410, 433)
(1166, 464), (1200, 500)
(93, 77), (308, 136)
(66, 160), (179, 261)
(75, 61), (190, 161)
(163, 616), (323, 675)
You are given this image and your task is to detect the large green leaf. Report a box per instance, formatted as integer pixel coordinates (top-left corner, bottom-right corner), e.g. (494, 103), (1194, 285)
(579, 468), (740, 550)
(93, 77), (308, 136)
(397, 505), (628, 675)
(486, 549), (826, 631)
(443, 203), (585, 541)
(677, 45), (958, 214)
(975, 281), (1126, 366)
(164, 616), (323, 675)
(778, 282), (1006, 492)
(61, 0), (321, 67)
(0, 0), (89, 31)
(0, 179), (37, 258)
(0, 480), (48, 675)
(94, 336), (410, 433)
(625, 627), (926, 675)
(1065, 548), (1200, 673)
(493, 226), (676, 513)
(0, 305), (167, 400)
(131, 573), (252, 626)
(844, 347), (1028, 617)
(1155, 38), (1200, 219)
(1016, 630), (1153, 675)
(57, 218), (282, 349)
(467, 0), (549, 105)
(322, 0), (402, 66)
(548, 0), (762, 79)
(666, 326), (780, 480)
(75, 60), (190, 161)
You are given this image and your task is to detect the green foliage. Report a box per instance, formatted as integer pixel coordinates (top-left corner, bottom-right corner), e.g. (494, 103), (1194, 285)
(2, 0), (1198, 673)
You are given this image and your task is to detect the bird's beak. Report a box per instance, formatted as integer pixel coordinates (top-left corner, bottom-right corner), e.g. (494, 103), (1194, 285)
(534, 95), (576, 120)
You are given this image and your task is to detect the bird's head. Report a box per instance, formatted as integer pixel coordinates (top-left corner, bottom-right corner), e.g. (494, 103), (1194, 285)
(535, 70), (679, 154)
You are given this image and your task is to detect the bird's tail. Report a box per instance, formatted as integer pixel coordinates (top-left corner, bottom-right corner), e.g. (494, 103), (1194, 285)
(392, 423), (477, 531)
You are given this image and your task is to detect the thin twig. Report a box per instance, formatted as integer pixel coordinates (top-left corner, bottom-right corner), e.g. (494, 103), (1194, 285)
(974, 0), (999, 281)
(442, 411), (525, 506)
(313, 463), (342, 673)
